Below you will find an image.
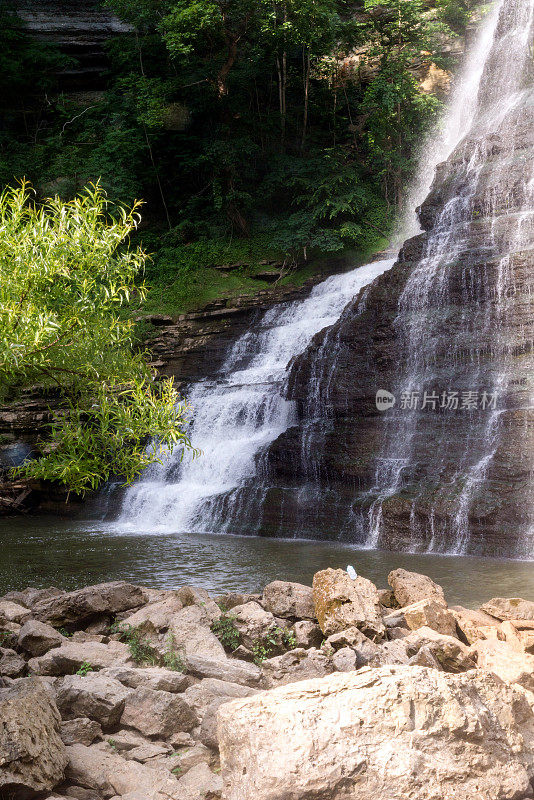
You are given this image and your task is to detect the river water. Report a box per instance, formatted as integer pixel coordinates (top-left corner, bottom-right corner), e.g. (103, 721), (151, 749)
(1, 517), (533, 608)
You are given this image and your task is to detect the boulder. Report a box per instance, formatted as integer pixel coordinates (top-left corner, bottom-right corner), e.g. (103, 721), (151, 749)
(70, 631), (107, 644)
(324, 626), (380, 660)
(368, 638), (413, 667)
(120, 686), (198, 736)
(60, 717), (102, 746)
(471, 639), (534, 692)
(185, 681), (259, 751)
(501, 620), (534, 655)
(28, 640), (131, 676)
(34, 582), (147, 627)
(3, 586), (64, 609)
(401, 599), (457, 637)
(126, 742), (171, 762)
(171, 742), (213, 774)
(55, 673), (131, 728)
(19, 619), (66, 656)
(450, 605), (505, 644)
(0, 599), (31, 624)
(382, 609), (408, 629)
(176, 586), (221, 623)
(331, 647), (358, 672)
(409, 644), (443, 670)
(185, 653), (261, 686)
(169, 731), (195, 749)
(227, 602), (277, 650)
(0, 622), (20, 648)
(231, 644), (256, 661)
(0, 646), (26, 677)
(388, 626), (411, 640)
(500, 620), (526, 652)
(404, 627), (475, 673)
(198, 698), (230, 749)
(217, 592), (261, 611)
(183, 677), (259, 720)
(102, 665), (191, 693)
(104, 728), (151, 752)
(85, 618), (111, 635)
(0, 677), (68, 798)
(123, 594), (183, 631)
(176, 762), (223, 797)
(168, 605), (226, 660)
(480, 597), (534, 622)
(65, 743), (185, 800)
(261, 647), (334, 688)
(505, 619), (534, 631)
(387, 568), (446, 607)
(218, 665), (534, 800)
(312, 569), (385, 639)
(262, 581), (315, 620)
(366, 628), (474, 673)
(291, 620), (323, 648)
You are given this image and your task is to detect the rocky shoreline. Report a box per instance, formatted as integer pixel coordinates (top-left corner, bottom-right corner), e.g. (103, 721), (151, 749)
(2, 568), (534, 799)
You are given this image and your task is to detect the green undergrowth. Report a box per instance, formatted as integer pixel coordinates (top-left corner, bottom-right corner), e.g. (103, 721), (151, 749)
(138, 233), (389, 318)
(211, 611), (299, 665)
(110, 621), (186, 672)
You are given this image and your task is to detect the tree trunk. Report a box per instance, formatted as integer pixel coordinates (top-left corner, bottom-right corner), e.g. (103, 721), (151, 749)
(301, 48), (310, 152)
(217, 36), (238, 97)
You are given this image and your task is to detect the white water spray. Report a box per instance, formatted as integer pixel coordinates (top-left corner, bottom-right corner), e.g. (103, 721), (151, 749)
(116, 0), (533, 552)
(117, 260), (393, 531)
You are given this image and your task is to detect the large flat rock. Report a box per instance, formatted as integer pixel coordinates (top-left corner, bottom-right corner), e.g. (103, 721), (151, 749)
(218, 665), (534, 800)
(0, 677), (68, 798)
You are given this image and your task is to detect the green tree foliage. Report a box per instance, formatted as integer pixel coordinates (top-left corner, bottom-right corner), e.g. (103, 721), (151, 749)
(1, 0), (464, 309)
(437, 0), (471, 33)
(357, 0), (446, 208)
(0, 183), (193, 492)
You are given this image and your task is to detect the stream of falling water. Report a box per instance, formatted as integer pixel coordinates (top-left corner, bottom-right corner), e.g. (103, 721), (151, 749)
(367, 0), (534, 554)
(117, 260), (394, 530)
(116, 0), (532, 549)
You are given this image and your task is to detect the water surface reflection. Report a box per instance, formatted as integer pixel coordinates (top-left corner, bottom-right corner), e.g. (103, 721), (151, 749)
(1, 517), (533, 608)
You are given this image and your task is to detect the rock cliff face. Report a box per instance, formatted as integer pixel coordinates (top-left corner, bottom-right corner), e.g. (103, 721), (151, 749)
(14, 0), (131, 91)
(0, 269), (340, 516)
(233, 0), (534, 557)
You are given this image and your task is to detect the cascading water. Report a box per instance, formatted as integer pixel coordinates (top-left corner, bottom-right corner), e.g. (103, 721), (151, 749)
(118, 0), (534, 557)
(365, 0), (534, 554)
(117, 259), (394, 531)
(277, 0), (534, 556)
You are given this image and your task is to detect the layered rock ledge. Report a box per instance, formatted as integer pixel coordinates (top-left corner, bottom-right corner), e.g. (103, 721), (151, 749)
(3, 568), (534, 799)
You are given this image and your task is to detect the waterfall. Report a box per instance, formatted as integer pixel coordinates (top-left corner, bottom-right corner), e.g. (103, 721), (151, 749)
(117, 260), (394, 531)
(399, 0), (503, 240)
(365, 0), (534, 554)
(117, 0), (533, 556)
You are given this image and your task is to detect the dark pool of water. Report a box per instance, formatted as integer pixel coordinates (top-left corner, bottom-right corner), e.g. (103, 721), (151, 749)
(1, 517), (533, 608)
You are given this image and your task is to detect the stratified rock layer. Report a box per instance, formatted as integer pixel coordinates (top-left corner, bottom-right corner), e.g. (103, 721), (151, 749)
(218, 666), (534, 800)
(245, 0), (534, 556)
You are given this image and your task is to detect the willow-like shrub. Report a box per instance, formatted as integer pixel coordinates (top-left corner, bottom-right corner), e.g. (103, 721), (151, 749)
(0, 182), (194, 492)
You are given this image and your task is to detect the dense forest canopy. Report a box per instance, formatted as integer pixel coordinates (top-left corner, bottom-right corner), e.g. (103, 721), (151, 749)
(0, 0), (477, 491)
(1, 0), (471, 302)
